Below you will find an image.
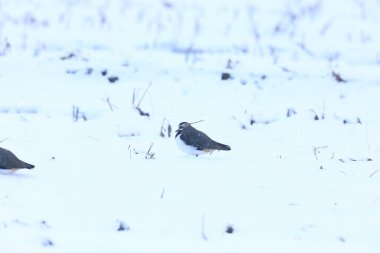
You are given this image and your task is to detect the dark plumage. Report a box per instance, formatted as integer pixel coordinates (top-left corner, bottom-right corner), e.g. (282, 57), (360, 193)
(0, 147), (35, 170)
(175, 122), (231, 156)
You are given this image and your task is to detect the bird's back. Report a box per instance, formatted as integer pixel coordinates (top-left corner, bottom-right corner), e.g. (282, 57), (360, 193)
(0, 147), (35, 170)
(181, 126), (231, 151)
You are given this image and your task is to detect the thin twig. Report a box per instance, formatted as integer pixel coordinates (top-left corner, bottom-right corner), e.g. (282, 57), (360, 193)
(369, 170), (378, 178)
(313, 146), (328, 160)
(136, 82), (152, 109)
(365, 124), (371, 154)
(128, 145), (132, 160)
(201, 214), (208, 241)
(101, 97), (115, 111)
(145, 143), (155, 159)
(160, 188), (165, 199)
(132, 88), (136, 106)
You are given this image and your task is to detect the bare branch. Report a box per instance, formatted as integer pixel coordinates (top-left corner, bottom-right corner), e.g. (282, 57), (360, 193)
(370, 170), (378, 178)
(101, 97), (115, 112)
(160, 188), (165, 199)
(313, 146), (328, 160)
(136, 82), (152, 109)
(145, 143), (155, 159)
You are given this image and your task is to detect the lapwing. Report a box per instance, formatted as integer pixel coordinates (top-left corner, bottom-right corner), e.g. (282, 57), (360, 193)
(0, 147), (34, 172)
(175, 121), (231, 156)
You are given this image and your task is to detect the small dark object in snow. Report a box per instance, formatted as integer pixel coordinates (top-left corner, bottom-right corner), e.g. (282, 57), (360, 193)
(108, 76), (119, 83)
(168, 124), (172, 137)
(261, 74), (267, 80)
(338, 236), (346, 243)
(42, 238), (54, 247)
(332, 71), (347, 83)
(314, 115), (319, 120)
(117, 221), (130, 231)
(162, 1), (174, 8)
(66, 69), (78, 74)
(320, 165), (324, 170)
(343, 117), (362, 124)
(101, 69), (108, 76)
(221, 72), (232, 80)
(226, 59), (233, 69)
(225, 225), (234, 234)
(286, 108), (297, 117)
(136, 107), (150, 117)
(240, 79), (247, 85)
(51, 156), (55, 160)
(85, 68), (93, 75)
(40, 220), (50, 229)
(60, 52), (75, 60)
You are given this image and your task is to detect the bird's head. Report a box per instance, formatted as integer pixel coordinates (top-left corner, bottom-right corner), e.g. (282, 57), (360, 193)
(176, 120), (204, 133)
(176, 122), (191, 132)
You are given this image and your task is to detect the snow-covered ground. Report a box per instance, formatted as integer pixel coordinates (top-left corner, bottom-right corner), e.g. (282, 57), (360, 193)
(0, 0), (379, 252)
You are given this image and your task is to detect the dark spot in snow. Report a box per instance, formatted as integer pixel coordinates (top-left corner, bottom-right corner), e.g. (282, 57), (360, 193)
(226, 59), (233, 69)
(320, 165), (324, 170)
(286, 108), (297, 117)
(136, 107), (150, 117)
(108, 76), (119, 83)
(42, 238), (54, 247)
(225, 225), (234, 234)
(240, 79), (247, 85)
(343, 117), (362, 124)
(85, 68), (93, 75)
(40, 220), (50, 229)
(332, 71), (347, 83)
(261, 74), (267, 80)
(101, 69), (108, 76)
(168, 124), (172, 137)
(338, 236), (346, 243)
(117, 221), (130, 232)
(221, 72), (232, 80)
(66, 69), (78, 74)
(314, 115), (319, 120)
(60, 52), (75, 60)
(162, 1), (174, 8)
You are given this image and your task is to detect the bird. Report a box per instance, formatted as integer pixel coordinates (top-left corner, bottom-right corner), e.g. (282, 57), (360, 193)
(175, 121), (231, 156)
(0, 147), (35, 172)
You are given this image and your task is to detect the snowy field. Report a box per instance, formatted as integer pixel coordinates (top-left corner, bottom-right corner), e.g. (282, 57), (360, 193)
(0, 0), (380, 252)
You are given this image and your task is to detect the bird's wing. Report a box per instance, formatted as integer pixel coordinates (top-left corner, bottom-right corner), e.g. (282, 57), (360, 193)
(182, 127), (220, 150)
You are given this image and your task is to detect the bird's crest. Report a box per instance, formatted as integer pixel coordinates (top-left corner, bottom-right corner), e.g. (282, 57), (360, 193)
(178, 120), (204, 130)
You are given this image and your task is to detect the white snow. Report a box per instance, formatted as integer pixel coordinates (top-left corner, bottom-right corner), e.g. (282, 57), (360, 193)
(0, 0), (380, 252)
